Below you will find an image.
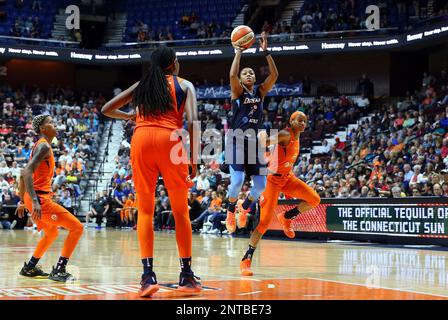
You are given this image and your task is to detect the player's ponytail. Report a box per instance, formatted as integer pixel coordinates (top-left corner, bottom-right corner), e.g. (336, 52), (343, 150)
(133, 46), (176, 117)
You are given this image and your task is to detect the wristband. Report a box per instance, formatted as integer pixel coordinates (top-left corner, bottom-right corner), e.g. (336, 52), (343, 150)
(263, 50), (271, 57)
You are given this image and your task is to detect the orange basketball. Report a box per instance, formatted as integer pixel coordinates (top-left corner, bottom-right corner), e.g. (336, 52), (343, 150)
(231, 25), (255, 49)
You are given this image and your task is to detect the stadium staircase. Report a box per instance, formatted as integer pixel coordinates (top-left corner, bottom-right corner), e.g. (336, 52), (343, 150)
(104, 13), (127, 45)
(310, 114), (374, 156)
(51, 7), (76, 41)
(77, 120), (124, 221)
(294, 95), (374, 160)
(232, 4), (249, 27)
(279, 0), (305, 26)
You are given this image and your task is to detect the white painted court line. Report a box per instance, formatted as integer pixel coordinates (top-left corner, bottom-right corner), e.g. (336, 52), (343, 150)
(237, 291), (263, 296)
(306, 277), (448, 299)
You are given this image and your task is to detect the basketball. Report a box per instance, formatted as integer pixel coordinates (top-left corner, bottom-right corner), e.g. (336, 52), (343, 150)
(231, 25), (255, 49)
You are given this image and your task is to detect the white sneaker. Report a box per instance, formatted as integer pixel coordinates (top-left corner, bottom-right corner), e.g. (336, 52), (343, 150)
(10, 220), (17, 229)
(209, 228), (220, 234)
(203, 221), (213, 227)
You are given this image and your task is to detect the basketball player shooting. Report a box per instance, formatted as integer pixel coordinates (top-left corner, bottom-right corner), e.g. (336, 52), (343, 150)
(225, 31), (279, 233)
(240, 111), (321, 276)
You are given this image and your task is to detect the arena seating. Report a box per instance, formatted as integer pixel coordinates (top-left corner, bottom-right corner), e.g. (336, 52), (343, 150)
(0, 0), (73, 42)
(123, 0), (247, 43)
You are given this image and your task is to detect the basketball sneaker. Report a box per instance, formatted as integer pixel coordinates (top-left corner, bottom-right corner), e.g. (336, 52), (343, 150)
(225, 211), (236, 233)
(240, 258), (253, 276)
(48, 266), (76, 282)
(236, 203), (250, 229)
(139, 272), (160, 298)
(276, 212), (295, 239)
(178, 271), (202, 293)
(19, 262), (49, 278)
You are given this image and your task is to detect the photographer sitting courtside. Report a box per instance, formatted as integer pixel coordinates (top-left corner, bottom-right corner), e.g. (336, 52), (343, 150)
(85, 192), (110, 229)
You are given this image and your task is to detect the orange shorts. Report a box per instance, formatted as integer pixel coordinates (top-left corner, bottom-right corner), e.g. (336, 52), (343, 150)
(24, 192), (72, 231)
(131, 126), (191, 194)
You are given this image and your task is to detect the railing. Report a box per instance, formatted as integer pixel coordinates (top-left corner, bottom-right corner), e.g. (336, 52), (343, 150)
(104, 27), (400, 49)
(0, 35), (80, 47)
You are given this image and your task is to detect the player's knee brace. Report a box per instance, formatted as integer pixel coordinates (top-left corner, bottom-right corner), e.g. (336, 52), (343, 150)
(250, 175), (267, 200)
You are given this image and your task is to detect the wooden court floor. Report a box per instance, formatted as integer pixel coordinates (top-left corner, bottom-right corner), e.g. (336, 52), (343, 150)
(0, 229), (447, 300)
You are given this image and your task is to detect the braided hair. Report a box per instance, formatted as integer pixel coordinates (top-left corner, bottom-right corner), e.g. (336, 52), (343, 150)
(32, 114), (50, 134)
(133, 46), (177, 118)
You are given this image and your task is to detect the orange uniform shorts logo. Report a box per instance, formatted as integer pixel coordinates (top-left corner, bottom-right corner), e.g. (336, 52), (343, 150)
(51, 214), (58, 221)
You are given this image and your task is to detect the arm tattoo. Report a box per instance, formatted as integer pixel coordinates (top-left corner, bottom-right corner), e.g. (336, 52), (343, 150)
(23, 143), (50, 200)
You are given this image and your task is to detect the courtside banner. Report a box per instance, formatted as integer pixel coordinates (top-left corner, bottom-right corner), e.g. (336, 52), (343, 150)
(268, 197), (448, 243)
(326, 205), (448, 236)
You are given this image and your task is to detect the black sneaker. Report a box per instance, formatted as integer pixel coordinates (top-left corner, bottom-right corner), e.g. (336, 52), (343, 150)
(138, 272), (160, 298)
(48, 266), (75, 282)
(19, 262), (49, 278)
(178, 271), (202, 293)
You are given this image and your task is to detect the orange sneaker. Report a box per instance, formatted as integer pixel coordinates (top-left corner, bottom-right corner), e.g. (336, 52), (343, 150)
(226, 211), (236, 233)
(276, 212), (295, 239)
(240, 258), (253, 276)
(237, 203), (249, 229)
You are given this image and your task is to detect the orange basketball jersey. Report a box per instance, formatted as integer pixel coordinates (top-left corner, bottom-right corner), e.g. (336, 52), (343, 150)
(268, 128), (300, 175)
(30, 138), (55, 193)
(135, 75), (186, 130)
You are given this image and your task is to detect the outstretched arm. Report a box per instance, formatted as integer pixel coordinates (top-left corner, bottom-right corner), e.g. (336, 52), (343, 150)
(102, 82), (139, 119)
(259, 32), (279, 99)
(229, 48), (244, 99)
(259, 129), (291, 148)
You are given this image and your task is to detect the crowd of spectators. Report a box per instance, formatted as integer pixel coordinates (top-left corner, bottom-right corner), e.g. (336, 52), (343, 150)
(130, 11), (233, 44)
(0, 83), (105, 229)
(9, 13), (42, 38)
(303, 68), (448, 199)
(266, 0), (448, 41)
(179, 12), (233, 42)
(131, 21), (174, 43)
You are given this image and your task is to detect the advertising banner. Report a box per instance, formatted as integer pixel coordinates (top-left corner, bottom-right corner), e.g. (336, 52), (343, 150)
(268, 198), (448, 242)
(196, 83), (302, 99)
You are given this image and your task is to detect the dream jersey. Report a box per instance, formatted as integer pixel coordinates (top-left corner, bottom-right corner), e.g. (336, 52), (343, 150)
(230, 85), (264, 134)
